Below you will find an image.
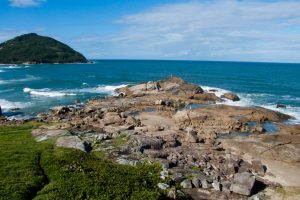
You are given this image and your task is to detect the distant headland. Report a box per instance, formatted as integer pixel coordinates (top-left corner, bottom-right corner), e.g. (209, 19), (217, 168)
(0, 33), (87, 64)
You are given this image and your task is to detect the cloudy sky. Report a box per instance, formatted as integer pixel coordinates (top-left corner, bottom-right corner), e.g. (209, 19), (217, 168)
(1, 0), (300, 62)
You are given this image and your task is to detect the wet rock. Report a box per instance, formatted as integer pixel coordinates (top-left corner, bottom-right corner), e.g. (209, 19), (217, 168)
(180, 179), (192, 189)
(222, 93), (240, 101)
(276, 104), (286, 108)
(0, 106), (2, 116)
(56, 136), (91, 152)
(230, 172), (256, 196)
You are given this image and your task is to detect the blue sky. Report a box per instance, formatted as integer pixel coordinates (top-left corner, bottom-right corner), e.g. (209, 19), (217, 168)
(1, 0), (300, 62)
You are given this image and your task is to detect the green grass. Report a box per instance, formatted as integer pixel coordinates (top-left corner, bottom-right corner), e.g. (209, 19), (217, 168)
(0, 124), (165, 200)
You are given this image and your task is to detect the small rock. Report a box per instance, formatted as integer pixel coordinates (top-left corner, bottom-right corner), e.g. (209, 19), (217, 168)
(157, 183), (170, 190)
(167, 187), (177, 199)
(212, 180), (221, 191)
(170, 173), (185, 183)
(155, 100), (165, 105)
(116, 158), (141, 166)
(192, 177), (201, 188)
(180, 179), (192, 189)
(185, 127), (198, 143)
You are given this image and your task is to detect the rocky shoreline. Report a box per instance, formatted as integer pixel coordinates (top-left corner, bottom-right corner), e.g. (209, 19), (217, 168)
(1, 76), (300, 199)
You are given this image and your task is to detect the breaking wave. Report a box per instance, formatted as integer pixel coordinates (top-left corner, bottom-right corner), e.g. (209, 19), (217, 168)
(201, 85), (300, 124)
(23, 84), (127, 97)
(0, 99), (32, 111)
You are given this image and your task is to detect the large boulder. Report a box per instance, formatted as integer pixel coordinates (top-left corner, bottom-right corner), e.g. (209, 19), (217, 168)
(193, 93), (220, 101)
(56, 136), (91, 152)
(102, 112), (123, 125)
(230, 172), (256, 196)
(222, 93), (240, 101)
(130, 135), (164, 150)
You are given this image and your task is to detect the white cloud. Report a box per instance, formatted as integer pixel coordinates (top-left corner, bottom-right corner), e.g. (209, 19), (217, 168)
(78, 0), (300, 62)
(9, 0), (46, 8)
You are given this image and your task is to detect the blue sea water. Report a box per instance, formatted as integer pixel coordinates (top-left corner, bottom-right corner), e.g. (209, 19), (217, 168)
(0, 60), (300, 123)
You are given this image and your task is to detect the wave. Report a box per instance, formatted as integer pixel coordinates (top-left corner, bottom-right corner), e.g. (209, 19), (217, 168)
(22, 84), (127, 98)
(23, 88), (77, 97)
(0, 65), (22, 69)
(201, 85), (300, 124)
(0, 99), (32, 111)
(0, 70), (5, 73)
(0, 75), (40, 85)
(74, 84), (127, 95)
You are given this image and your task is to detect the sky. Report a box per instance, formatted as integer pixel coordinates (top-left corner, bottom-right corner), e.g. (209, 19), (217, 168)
(0, 0), (300, 63)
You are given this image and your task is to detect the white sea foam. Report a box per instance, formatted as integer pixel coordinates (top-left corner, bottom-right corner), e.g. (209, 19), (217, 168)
(201, 86), (231, 98)
(68, 84), (127, 95)
(200, 85), (300, 124)
(0, 69), (5, 73)
(0, 89), (15, 93)
(0, 65), (22, 69)
(0, 75), (40, 85)
(23, 88), (77, 97)
(22, 84), (127, 98)
(0, 99), (32, 111)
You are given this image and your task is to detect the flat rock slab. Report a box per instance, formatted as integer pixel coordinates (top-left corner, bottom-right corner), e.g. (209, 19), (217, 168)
(230, 172), (256, 196)
(56, 136), (91, 152)
(32, 129), (71, 142)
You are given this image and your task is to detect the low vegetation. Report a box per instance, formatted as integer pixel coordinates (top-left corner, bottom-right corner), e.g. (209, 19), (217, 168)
(0, 33), (87, 64)
(0, 123), (165, 200)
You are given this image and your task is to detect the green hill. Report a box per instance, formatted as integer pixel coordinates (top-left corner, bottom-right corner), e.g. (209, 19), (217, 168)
(0, 33), (87, 64)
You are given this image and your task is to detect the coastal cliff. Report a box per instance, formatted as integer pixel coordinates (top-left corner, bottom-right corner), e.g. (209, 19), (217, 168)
(0, 33), (87, 64)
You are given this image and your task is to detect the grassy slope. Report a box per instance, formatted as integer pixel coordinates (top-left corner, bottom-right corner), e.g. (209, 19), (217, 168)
(0, 124), (164, 200)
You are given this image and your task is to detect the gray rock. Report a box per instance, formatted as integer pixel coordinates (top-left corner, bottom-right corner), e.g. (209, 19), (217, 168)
(192, 177), (201, 188)
(56, 136), (91, 152)
(116, 158), (141, 166)
(230, 172), (256, 196)
(130, 135), (164, 150)
(221, 181), (231, 193)
(170, 173), (185, 183)
(212, 180), (221, 191)
(180, 179), (192, 189)
(157, 183), (170, 190)
(33, 129), (71, 142)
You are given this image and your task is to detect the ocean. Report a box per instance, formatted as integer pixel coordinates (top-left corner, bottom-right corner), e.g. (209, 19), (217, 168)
(0, 60), (300, 124)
